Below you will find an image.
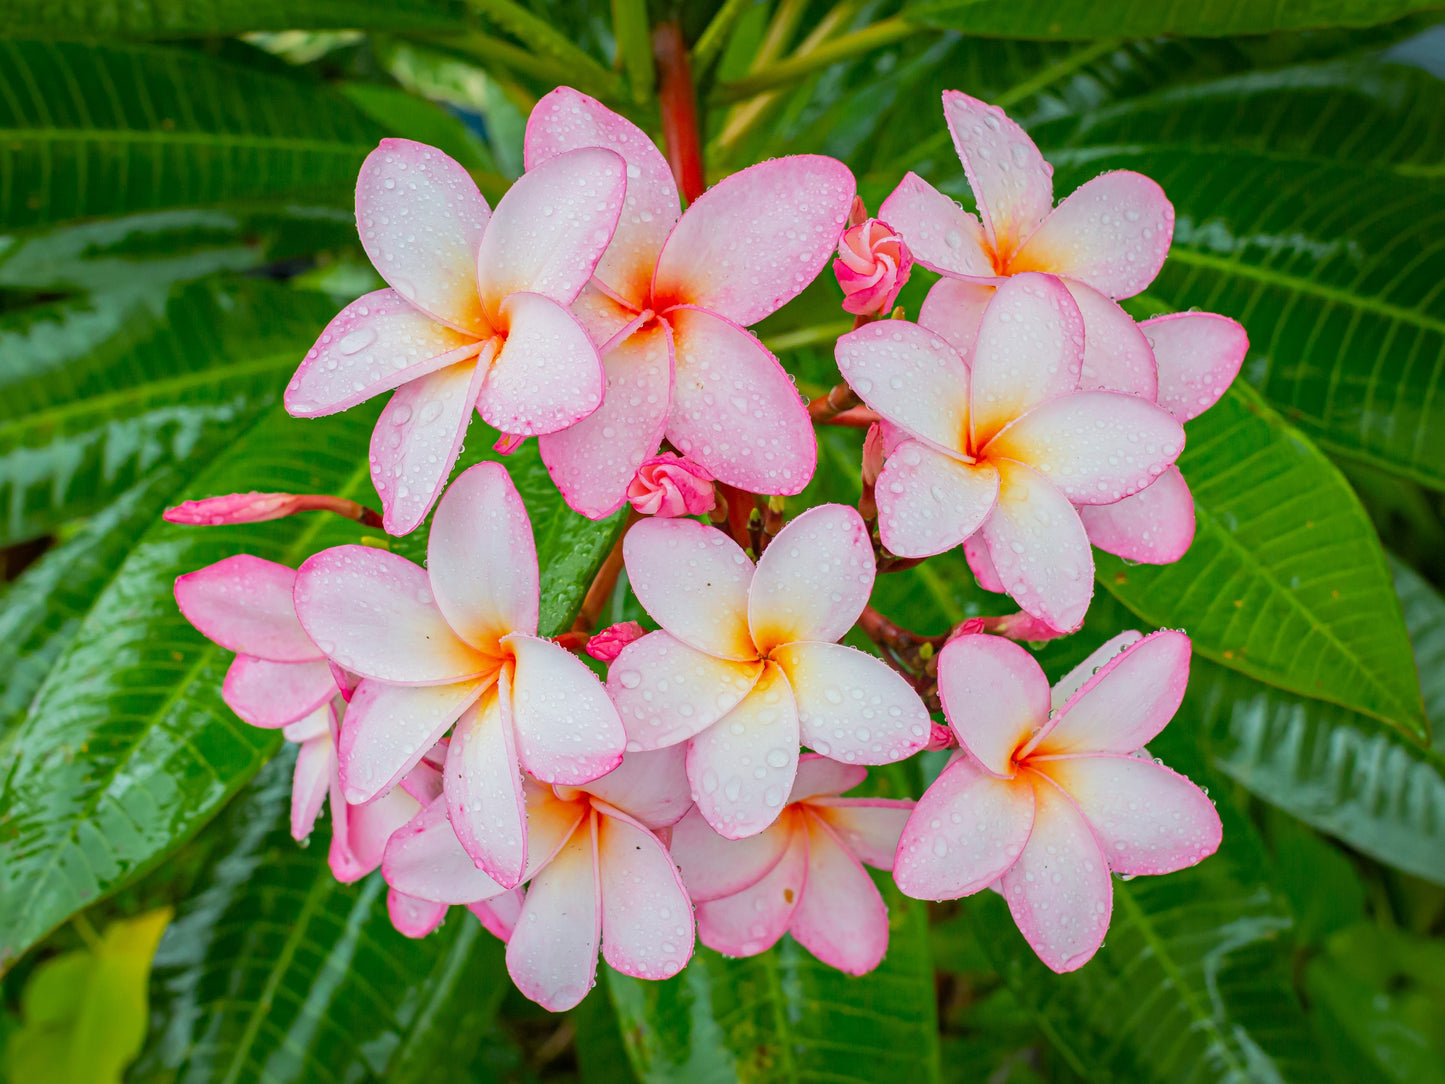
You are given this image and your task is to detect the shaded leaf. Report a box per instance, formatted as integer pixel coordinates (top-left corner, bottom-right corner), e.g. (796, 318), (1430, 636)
(0, 0), (466, 35)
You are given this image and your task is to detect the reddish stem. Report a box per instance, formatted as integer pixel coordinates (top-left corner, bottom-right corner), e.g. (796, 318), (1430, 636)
(654, 21), (707, 204)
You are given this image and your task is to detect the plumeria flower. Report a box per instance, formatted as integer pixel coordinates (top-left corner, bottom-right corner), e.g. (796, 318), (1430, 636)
(881, 91), (1173, 397)
(671, 755), (913, 975)
(174, 555), (341, 730)
(893, 631), (1222, 973)
(285, 137), (629, 534)
(383, 747), (695, 1011)
(836, 273), (1186, 631)
(607, 504), (931, 839)
(292, 461), (625, 888)
(626, 452), (717, 517)
(522, 87), (857, 518)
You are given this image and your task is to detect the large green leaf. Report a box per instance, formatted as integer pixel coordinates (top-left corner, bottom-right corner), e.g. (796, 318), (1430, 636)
(909, 0), (1444, 38)
(0, 0), (466, 35)
(1393, 556), (1445, 749)
(130, 751), (510, 1083)
(0, 39), (384, 230)
(1098, 383), (1424, 736)
(0, 278), (338, 546)
(607, 869), (939, 1082)
(0, 397), (622, 969)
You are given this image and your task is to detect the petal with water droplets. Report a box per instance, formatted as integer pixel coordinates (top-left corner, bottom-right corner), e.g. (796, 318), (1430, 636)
(941, 91), (1053, 260)
(878, 172), (995, 278)
(506, 816), (601, 1012)
(918, 277), (995, 359)
(175, 555), (319, 661)
(597, 808), (695, 980)
(1079, 466), (1195, 564)
(936, 633), (1049, 777)
(355, 139), (491, 333)
(695, 822), (807, 957)
(749, 504), (874, 651)
(1051, 631), (1145, 712)
(383, 797), (509, 904)
(624, 516), (756, 660)
(477, 291), (604, 436)
(808, 797), (913, 870)
(607, 631), (764, 750)
(290, 732), (333, 841)
(1010, 171), (1174, 300)
(388, 890), (449, 938)
(339, 678), (485, 804)
(445, 681), (528, 887)
(1142, 312), (1248, 422)
(834, 319), (971, 456)
(789, 814), (889, 975)
(583, 745), (692, 829)
(664, 306), (815, 497)
(224, 656), (336, 728)
(787, 754), (867, 803)
(670, 806), (791, 901)
(1064, 280), (1156, 399)
(332, 785), (422, 883)
(876, 441), (999, 559)
(506, 633), (625, 784)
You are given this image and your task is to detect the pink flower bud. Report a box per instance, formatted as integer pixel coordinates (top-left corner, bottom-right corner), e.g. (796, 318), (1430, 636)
(626, 453), (717, 517)
(861, 423), (886, 489)
(833, 218), (913, 316)
(164, 491), (374, 526)
(586, 621), (648, 662)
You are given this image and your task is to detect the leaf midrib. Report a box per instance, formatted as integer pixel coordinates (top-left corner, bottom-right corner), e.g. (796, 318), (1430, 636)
(1, 128), (373, 154)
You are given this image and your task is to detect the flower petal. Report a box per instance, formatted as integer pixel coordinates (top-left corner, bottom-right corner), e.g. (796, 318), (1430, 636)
(1142, 312), (1248, 422)
(469, 888), (524, 942)
(477, 291), (605, 436)
(652, 155), (855, 327)
(582, 745), (692, 828)
(964, 533), (1005, 593)
(175, 555), (319, 661)
(749, 504), (874, 651)
(1000, 771), (1112, 973)
(670, 806), (791, 901)
(834, 318), (971, 456)
(894, 755), (1035, 901)
(686, 662), (800, 839)
(623, 517), (756, 660)
(524, 87), (680, 306)
(664, 306), (815, 496)
(969, 272), (1085, 447)
(1079, 466), (1196, 564)
(597, 808), (695, 980)
(539, 321), (674, 519)
(507, 815), (601, 1012)
(808, 798), (914, 870)
(936, 633), (1049, 777)
(877, 171), (995, 277)
(427, 460), (539, 652)
(290, 732), (333, 841)
(1051, 631), (1144, 711)
(918, 277), (995, 358)
(370, 354), (491, 536)
(356, 138), (491, 333)
(695, 823), (806, 957)
(980, 460), (1094, 632)
(789, 814), (889, 975)
(476, 146), (627, 315)
(1034, 629), (1192, 756)
(876, 441), (999, 559)
(223, 656), (336, 728)
(941, 91), (1053, 260)
(772, 641), (930, 764)
(1010, 171), (1174, 300)
(608, 631), (764, 751)
(332, 785), (422, 883)
(285, 289), (483, 417)
(383, 797), (509, 904)
(1064, 280), (1156, 399)
(1035, 754), (1222, 875)
(985, 391), (1185, 506)
(339, 678), (485, 803)
(388, 890), (449, 938)
(788, 754), (867, 802)
(293, 545), (486, 684)
(444, 681), (528, 887)
(505, 633), (625, 784)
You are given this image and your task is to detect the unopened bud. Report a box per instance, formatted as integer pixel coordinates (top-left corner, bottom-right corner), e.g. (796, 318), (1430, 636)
(834, 218), (913, 317)
(586, 621), (648, 662)
(626, 453), (717, 517)
(164, 491), (378, 527)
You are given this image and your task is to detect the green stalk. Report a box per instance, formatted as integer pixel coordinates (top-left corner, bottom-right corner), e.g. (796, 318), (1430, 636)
(689, 0), (756, 75)
(611, 0), (656, 103)
(461, 0), (622, 97)
(422, 30), (612, 103)
(712, 16), (924, 103)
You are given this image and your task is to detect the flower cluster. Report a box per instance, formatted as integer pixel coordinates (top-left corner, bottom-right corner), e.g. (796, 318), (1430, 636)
(171, 87), (1241, 1009)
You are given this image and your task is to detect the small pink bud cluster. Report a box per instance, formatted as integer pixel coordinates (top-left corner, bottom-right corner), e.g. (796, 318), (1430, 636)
(626, 453), (716, 517)
(834, 218), (913, 316)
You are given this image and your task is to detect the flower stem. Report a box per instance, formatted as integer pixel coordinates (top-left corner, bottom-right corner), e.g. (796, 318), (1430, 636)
(654, 21), (707, 203)
(711, 16), (924, 104)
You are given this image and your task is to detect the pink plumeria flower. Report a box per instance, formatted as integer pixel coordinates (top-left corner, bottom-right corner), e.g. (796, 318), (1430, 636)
(608, 504), (931, 839)
(285, 137), (628, 534)
(671, 755), (913, 975)
(292, 461), (625, 888)
(893, 631), (1222, 973)
(522, 87), (857, 518)
(175, 555), (341, 729)
(881, 91), (1174, 398)
(626, 452), (717, 517)
(383, 747), (696, 1011)
(835, 274), (1186, 631)
(586, 620), (648, 662)
(834, 218), (913, 316)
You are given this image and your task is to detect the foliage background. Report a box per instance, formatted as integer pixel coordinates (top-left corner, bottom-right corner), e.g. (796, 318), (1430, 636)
(1, 0), (1444, 1080)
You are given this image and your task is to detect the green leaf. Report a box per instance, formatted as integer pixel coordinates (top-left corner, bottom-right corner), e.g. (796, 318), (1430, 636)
(130, 752), (510, 1083)
(0, 278), (339, 547)
(0, 0), (466, 36)
(1393, 556), (1445, 750)
(607, 880), (940, 1083)
(968, 854), (1329, 1083)
(1098, 383), (1425, 736)
(0, 39), (385, 231)
(909, 0), (1445, 38)
(338, 81), (502, 178)
(1187, 657), (1445, 885)
(6, 908), (170, 1084)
